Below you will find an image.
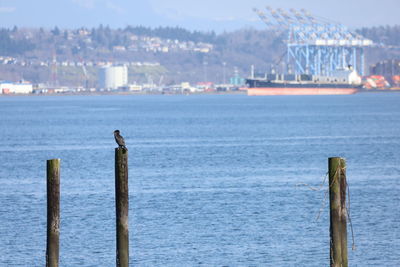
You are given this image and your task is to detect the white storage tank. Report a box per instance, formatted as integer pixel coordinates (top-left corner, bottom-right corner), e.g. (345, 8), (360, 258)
(98, 65), (128, 90)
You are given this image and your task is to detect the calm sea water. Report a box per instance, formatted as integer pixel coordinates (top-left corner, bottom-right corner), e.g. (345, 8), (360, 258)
(0, 94), (399, 266)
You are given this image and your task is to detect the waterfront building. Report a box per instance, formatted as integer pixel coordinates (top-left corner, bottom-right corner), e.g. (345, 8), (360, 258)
(98, 65), (128, 90)
(0, 81), (33, 94)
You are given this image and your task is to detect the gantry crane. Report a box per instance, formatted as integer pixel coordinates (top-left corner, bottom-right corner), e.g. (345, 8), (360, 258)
(253, 6), (373, 75)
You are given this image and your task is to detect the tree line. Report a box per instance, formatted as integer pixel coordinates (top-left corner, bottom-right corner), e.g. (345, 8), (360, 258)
(1, 24), (399, 57)
(356, 25), (400, 46)
(0, 28), (35, 56)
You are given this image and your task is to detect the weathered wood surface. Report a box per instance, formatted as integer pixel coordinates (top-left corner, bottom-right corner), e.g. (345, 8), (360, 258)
(329, 157), (348, 267)
(115, 148), (129, 267)
(46, 159), (60, 267)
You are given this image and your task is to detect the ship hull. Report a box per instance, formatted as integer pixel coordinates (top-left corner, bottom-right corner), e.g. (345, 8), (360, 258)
(247, 87), (358, 96)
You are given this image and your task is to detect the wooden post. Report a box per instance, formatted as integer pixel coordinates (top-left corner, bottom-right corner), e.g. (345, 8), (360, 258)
(46, 159), (60, 267)
(115, 148), (129, 267)
(329, 157), (348, 267)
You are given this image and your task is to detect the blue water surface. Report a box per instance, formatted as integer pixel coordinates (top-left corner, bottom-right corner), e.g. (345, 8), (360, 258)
(0, 94), (399, 266)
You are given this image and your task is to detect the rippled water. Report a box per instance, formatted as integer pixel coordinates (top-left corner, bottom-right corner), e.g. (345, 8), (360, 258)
(0, 94), (399, 266)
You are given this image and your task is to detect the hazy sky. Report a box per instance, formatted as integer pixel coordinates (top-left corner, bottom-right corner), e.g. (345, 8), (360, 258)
(0, 0), (398, 31)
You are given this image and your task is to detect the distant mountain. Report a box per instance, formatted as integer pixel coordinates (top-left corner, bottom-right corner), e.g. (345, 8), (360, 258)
(0, 0), (261, 32)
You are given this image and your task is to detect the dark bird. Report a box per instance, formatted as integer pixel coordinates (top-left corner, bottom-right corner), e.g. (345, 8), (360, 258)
(114, 130), (127, 149)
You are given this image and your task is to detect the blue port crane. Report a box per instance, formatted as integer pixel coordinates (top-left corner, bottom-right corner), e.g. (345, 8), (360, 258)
(253, 6), (373, 76)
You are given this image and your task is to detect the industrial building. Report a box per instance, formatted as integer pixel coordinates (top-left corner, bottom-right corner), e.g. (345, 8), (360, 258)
(370, 59), (400, 77)
(98, 65), (128, 90)
(367, 59), (400, 89)
(0, 81), (33, 94)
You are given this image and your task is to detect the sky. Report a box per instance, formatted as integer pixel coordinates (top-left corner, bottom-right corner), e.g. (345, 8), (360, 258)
(0, 0), (399, 32)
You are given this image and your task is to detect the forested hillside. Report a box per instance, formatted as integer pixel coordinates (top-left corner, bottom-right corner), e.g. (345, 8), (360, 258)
(0, 25), (399, 85)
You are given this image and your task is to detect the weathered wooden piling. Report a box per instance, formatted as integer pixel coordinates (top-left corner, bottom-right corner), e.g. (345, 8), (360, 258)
(328, 157), (348, 267)
(115, 148), (129, 267)
(46, 159), (60, 267)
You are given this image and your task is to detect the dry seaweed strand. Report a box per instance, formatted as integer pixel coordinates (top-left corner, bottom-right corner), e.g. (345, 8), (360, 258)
(297, 166), (356, 250)
(345, 176), (356, 251)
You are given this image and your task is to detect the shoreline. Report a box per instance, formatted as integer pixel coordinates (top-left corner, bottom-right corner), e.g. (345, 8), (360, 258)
(0, 90), (247, 97)
(0, 89), (399, 97)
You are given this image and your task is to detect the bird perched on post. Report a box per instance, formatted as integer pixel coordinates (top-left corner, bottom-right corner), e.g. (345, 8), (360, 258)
(114, 130), (127, 150)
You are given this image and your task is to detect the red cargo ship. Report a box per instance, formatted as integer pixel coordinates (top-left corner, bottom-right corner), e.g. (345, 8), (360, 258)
(245, 69), (362, 96)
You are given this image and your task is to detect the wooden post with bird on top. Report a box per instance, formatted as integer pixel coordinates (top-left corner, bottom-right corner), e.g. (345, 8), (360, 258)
(114, 130), (129, 267)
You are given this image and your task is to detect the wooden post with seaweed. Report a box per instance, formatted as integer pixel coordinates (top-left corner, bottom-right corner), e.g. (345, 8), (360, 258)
(46, 159), (60, 267)
(115, 147), (129, 267)
(328, 157), (348, 267)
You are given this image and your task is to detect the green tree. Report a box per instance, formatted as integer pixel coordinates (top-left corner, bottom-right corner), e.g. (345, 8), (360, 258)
(51, 26), (60, 36)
